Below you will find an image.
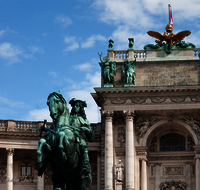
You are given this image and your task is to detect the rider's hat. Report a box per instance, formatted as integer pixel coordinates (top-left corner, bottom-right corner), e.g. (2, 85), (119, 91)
(69, 98), (87, 108)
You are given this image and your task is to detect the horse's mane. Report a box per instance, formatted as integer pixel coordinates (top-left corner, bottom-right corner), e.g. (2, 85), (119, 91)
(47, 92), (70, 126)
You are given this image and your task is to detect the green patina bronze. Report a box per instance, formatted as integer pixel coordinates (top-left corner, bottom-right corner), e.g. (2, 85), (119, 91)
(98, 52), (116, 85)
(108, 39), (114, 50)
(122, 55), (136, 85)
(35, 92), (95, 190)
(128, 38), (134, 49)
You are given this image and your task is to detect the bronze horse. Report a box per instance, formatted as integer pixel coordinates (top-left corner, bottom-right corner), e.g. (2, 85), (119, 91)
(35, 92), (94, 190)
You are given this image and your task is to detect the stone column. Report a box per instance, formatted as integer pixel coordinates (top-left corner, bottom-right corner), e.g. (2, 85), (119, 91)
(134, 158), (140, 190)
(195, 156), (200, 190)
(155, 163), (161, 190)
(185, 162), (191, 190)
(124, 110), (135, 190)
(103, 111), (113, 190)
(37, 175), (44, 190)
(97, 151), (101, 190)
(140, 158), (147, 190)
(6, 148), (14, 190)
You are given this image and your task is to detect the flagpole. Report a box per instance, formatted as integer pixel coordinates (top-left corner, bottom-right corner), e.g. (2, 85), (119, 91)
(168, 4), (170, 24)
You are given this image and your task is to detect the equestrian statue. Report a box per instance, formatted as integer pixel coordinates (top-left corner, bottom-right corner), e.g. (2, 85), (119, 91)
(35, 92), (95, 190)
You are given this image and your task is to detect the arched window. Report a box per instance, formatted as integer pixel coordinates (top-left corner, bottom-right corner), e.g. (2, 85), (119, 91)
(160, 133), (185, 151)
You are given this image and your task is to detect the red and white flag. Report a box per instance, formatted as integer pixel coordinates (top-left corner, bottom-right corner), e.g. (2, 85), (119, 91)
(169, 4), (173, 27)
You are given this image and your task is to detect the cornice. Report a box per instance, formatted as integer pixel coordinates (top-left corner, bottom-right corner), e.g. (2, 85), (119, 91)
(94, 85), (200, 94)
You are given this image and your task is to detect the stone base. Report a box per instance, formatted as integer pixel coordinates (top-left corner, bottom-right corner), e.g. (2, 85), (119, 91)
(145, 48), (198, 61)
(124, 84), (134, 87)
(116, 182), (123, 190)
(104, 84), (113, 87)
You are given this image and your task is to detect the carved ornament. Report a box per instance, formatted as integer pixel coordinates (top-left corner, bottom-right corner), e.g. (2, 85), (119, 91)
(0, 162), (7, 183)
(160, 180), (187, 190)
(104, 95), (200, 106)
(117, 127), (125, 147)
(163, 166), (183, 175)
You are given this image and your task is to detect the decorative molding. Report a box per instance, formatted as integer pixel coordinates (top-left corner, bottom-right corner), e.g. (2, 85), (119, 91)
(163, 166), (183, 175)
(104, 95), (200, 106)
(115, 152), (125, 157)
(148, 156), (194, 161)
(137, 151), (147, 156)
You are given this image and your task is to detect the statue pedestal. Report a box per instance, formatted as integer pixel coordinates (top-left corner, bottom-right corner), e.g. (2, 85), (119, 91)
(124, 84), (134, 87)
(104, 84), (113, 87)
(116, 181), (123, 190)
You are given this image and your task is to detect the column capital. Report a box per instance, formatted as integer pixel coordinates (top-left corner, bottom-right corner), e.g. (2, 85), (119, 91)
(123, 110), (135, 120)
(102, 110), (113, 121)
(194, 155), (200, 160)
(139, 158), (148, 162)
(6, 148), (14, 156)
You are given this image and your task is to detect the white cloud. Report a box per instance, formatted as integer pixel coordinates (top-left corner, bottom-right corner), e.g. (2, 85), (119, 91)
(86, 72), (101, 87)
(55, 15), (72, 28)
(42, 33), (47, 36)
(63, 36), (79, 51)
(48, 71), (57, 78)
(26, 108), (52, 122)
(28, 46), (44, 54)
(81, 34), (107, 48)
(73, 63), (92, 71)
(0, 42), (23, 64)
(0, 97), (26, 108)
(187, 30), (200, 46)
(0, 29), (6, 37)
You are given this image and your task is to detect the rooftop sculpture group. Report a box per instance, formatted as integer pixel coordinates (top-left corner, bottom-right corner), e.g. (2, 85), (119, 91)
(35, 92), (95, 190)
(144, 23), (195, 54)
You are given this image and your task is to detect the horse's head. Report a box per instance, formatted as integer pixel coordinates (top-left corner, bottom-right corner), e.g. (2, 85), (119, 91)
(47, 92), (69, 125)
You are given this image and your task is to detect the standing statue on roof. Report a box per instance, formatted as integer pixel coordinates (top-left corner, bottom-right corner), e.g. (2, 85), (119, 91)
(98, 52), (116, 85)
(69, 98), (95, 178)
(122, 55), (136, 85)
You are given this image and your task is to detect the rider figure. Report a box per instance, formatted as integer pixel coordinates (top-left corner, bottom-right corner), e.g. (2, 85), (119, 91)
(69, 98), (94, 177)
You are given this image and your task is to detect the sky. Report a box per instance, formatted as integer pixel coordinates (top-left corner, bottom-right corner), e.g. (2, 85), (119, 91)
(0, 0), (200, 123)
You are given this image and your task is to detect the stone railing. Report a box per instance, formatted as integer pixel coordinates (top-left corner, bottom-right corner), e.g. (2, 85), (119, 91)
(194, 48), (200, 58)
(110, 48), (200, 61)
(0, 119), (101, 134)
(114, 50), (128, 60)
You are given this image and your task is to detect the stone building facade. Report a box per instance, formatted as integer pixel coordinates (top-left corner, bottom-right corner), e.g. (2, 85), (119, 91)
(0, 44), (200, 190)
(92, 45), (200, 190)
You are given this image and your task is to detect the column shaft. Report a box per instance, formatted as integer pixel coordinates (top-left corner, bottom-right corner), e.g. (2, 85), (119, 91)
(155, 164), (160, 190)
(97, 153), (101, 190)
(141, 159), (147, 190)
(7, 148), (14, 190)
(37, 175), (44, 190)
(196, 157), (200, 190)
(125, 113), (134, 190)
(105, 115), (113, 190)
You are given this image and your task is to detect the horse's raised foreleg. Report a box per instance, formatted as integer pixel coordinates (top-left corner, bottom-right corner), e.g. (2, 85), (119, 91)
(36, 139), (46, 162)
(58, 131), (67, 163)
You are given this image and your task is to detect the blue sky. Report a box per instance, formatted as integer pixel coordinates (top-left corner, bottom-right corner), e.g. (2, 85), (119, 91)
(0, 0), (199, 123)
